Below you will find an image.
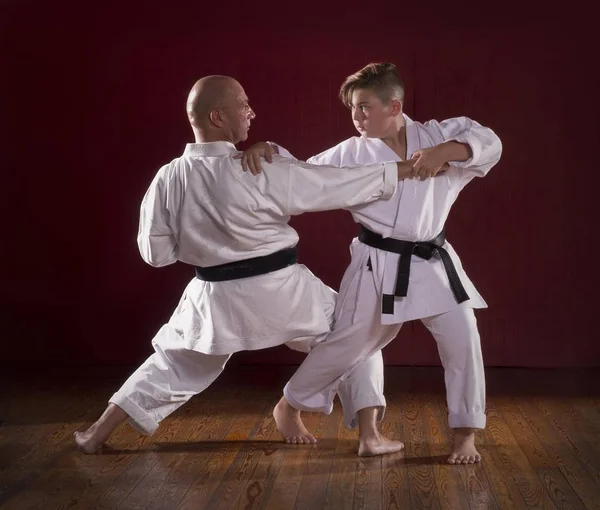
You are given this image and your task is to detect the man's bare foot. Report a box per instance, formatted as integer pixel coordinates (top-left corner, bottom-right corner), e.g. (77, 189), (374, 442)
(74, 403), (127, 454)
(448, 428), (481, 464)
(273, 397), (316, 444)
(358, 434), (405, 457)
(74, 426), (107, 454)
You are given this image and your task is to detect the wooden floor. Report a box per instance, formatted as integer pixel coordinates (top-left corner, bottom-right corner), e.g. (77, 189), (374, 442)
(1, 366), (599, 509)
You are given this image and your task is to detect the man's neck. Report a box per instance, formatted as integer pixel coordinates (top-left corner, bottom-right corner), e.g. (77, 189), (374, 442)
(192, 128), (236, 145)
(380, 117), (407, 160)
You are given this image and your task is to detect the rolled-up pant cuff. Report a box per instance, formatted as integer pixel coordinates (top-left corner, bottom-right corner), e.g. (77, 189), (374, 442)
(448, 412), (486, 429)
(283, 384), (333, 415)
(109, 393), (159, 436)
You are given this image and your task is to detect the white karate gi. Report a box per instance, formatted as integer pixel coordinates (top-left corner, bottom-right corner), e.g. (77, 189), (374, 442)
(281, 115), (502, 430)
(111, 141), (398, 434)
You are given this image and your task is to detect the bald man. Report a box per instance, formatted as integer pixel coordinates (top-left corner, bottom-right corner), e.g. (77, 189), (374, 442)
(74, 76), (420, 454)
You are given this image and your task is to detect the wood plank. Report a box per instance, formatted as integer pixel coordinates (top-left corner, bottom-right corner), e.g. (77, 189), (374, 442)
(436, 396), (501, 510)
(536, 468), (587, 510)
(58, 410), (162, 510)
(403, 392), (442, 509)
(110, 403), (198, 509)
(498, 398), (555, 469)
(484, 401), (558, 510)
(106, 385), (238, 510)
(515, 400), (600, 509)
(353, 455), (382, 510)
(533, 397), (600, 484)
(0, 383), (103, 501)
(0, 392), (112, 509)
(2, 366), (599, 510)
(424, 394), (473, 510)
(574, 398), (600, 448)
(286, 408), (343, 510)
(0, 380), (64, 470)
(236, 414), (305, 510)
(105, 400), (225, 509)
(48, 377), (234, 510)
(322, 410), (359, 510)
(353, 393), (415, 510)
(380, 396), (411, 510)
(175, 387), (271, 510)
(95, 383), (240, 509)
(205, 390), (282, 510)
(480, 399), (529, 510)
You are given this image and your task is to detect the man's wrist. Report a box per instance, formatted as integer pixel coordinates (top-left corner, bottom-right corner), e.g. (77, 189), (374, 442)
(440, 141), (471, 163)
(266, 141), (280, 154)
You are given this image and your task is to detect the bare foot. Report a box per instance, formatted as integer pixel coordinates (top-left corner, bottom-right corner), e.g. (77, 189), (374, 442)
(358, 434), (405, 457)
(273, 397), (316, 444)
(74, 403), (127, 454)
(74, 426), (106, 454)
(448, 428), (481, 465)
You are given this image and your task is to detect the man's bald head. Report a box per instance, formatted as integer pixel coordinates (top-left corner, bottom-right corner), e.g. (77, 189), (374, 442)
(186, 76), (255, 144)
(186, 76), (240, 127)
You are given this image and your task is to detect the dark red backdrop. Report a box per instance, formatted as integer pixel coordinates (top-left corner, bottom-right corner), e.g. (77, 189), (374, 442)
(1, 1), (598, 367)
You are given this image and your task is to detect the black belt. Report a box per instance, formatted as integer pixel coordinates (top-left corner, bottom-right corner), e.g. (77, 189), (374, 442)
(358, 226), (469, 314)
(195, 247), (298, 282)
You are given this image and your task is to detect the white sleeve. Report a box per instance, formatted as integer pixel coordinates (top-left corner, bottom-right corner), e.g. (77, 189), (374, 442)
(137, 165), (180, 267)
(267, 141), (343, 166)
(306, 143), (343, 166)
(282, 158), (397, 215)
(423, 117), (502, 181)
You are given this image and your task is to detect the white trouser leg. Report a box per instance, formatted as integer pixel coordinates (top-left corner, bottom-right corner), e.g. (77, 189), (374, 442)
(284, 255), (401, 416)
(110, 325), (231, 435)
(284, 271), (388, 429)
(337, 350), (386, 429)
(420, 307), (486, 429)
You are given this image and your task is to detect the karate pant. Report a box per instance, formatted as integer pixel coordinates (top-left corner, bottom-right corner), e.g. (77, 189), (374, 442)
(283, 264), (487, 430)
(109, 325), (385, 435)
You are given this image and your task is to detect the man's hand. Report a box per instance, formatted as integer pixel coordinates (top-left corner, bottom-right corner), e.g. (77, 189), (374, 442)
(396, 159), (449, 181)
(240, 142), (278, 175)
(409, 145), (450, 180)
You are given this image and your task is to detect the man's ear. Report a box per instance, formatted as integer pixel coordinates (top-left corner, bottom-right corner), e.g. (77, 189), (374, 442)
(209, 108), (225, 127)
(389, 99), (403, 117)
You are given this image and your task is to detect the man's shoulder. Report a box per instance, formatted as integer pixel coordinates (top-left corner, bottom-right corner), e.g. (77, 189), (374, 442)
(150, 154), (199, 188)
(158, 156), (184, 177)
(309, 136), (361, 164)
(325, 136), (362, 152)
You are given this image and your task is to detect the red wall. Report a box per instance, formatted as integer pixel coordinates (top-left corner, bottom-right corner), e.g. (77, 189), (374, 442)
(1, 2), (598, 367)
